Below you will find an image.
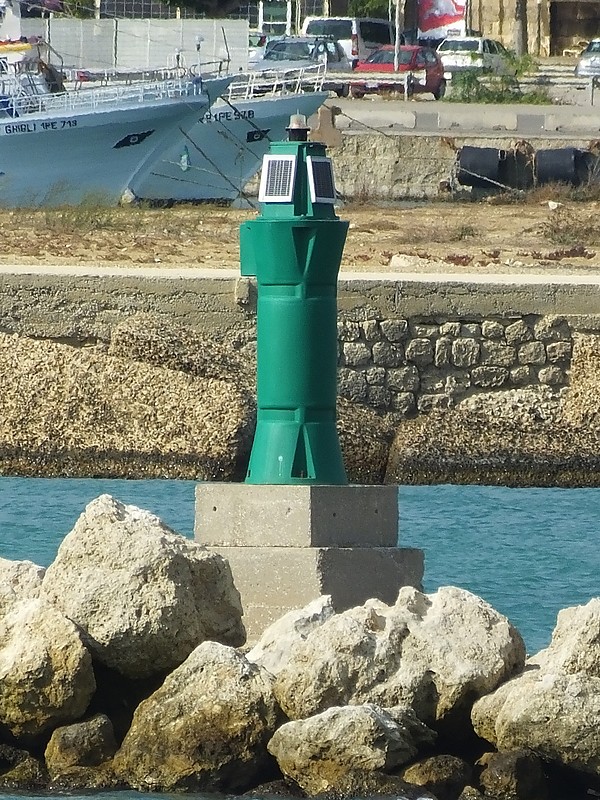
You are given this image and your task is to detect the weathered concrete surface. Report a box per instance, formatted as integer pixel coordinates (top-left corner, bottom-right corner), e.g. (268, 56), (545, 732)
(195, 483), (422, 642)
(311, 116), (598, 200)
(207, 545), (424, 643)
(0, 270), (249, 341)
(4, 270), (600, 342)
(195, 484), (400, 548)
(324, 99), (600, 135)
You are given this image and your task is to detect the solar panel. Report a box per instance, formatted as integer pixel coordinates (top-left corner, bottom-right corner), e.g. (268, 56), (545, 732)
(306, 156), (337, 204)
(259, 155), (297, 202)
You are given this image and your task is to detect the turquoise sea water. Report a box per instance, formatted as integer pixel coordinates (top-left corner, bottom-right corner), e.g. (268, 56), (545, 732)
(1, 477), (599, 656)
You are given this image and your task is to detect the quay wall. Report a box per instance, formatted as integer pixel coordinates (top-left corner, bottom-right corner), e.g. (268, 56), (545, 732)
(3, 270), (600, 417)
(306, 120), (600, 201)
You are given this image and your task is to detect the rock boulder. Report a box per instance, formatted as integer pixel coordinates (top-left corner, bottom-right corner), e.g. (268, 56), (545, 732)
(0, 598), (95, 740)
(0, 558), (44, 609)
(113, 641), (284, 792)
(272, 587), (525, 729)
(401, 754), (473, 800)
(44, 714), (118, 777)
(477, 749), (549, 800)
(246, 596), (335, 676)
(41, 495), (245, 679)
(267, 704), (436, 796)
(472, 598), (600, 778)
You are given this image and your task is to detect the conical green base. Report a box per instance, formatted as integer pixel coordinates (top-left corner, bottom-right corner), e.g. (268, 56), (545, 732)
(245, 420), (347, 485)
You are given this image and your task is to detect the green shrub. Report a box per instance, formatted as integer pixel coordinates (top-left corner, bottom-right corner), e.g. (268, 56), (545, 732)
(447, 69), (551, 104)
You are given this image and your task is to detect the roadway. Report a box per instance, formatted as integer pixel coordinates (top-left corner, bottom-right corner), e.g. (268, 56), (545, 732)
(2, 263), (600, 285)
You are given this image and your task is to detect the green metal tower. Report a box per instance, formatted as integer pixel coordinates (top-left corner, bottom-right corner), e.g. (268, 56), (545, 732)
(240, 115), (348, 485)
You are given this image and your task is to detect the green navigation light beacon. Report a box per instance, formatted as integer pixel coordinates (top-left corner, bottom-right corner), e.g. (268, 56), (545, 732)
(240, 113), (349, 485)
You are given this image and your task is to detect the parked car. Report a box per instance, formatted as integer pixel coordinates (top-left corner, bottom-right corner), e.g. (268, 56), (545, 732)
(575, 39), (600, 78)
(436, 35), (514, 79)
(250, 35), (353, 96)
(350, 44), (446, 99)
(248, 30), (268, 68)
(402, 26), (482, 50)
(301, 16), (397, 64)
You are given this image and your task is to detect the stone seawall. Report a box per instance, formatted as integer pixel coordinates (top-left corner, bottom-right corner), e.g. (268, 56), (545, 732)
(3, 270), (600, 418)
(4, 269), (600, 485)
(338, 312), (572, 416)
(307, 124), (599, 200)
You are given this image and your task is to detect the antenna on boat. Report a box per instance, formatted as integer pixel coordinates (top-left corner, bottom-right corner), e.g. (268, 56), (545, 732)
(195, 35), (203, 76)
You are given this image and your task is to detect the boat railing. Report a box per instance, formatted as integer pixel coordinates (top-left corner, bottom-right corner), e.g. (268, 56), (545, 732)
(63, 66), (191, 87)
(62, 58), (229, 88)
(0, 76), (204, 117)
(225, 64), (325, 101)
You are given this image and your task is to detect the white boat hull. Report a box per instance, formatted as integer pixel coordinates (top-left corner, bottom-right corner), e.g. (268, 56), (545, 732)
(129, 90), (329, 202)
(0, 78), (230, 206)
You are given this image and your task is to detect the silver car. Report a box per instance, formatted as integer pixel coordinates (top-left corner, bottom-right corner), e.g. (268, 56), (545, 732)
(251, 35), (353, 96)
(575, 39), (600, 78)
(437, 36), (514, 80)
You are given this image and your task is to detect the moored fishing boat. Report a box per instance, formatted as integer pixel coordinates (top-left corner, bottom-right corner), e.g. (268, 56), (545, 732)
(127, 67), (330, 204)
(1, 0), (330, 206)
(0, 3), (232, 206)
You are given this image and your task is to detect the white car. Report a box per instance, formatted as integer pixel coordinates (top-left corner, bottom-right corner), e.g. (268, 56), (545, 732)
(437, 36), (515, 80)
(250, 35), (354, 96)
(248, 31), (268, 69)
(575, 39), (600, 78)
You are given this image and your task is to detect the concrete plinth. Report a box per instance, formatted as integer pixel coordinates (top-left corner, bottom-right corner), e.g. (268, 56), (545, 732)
(195, 484), (424, 643)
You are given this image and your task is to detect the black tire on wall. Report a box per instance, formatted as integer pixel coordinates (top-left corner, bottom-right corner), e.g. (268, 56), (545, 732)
(535, 147), (588, 186)
(457, 146), (504, 188)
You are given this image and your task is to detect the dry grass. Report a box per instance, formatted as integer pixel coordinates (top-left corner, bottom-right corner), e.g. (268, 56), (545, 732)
(362, 220), (477, 244)
(540, 207), (600, 247)
(4, 203), (232, 237)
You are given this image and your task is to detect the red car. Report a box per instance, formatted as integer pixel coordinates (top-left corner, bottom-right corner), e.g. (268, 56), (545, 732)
(350, 44), (446, 100)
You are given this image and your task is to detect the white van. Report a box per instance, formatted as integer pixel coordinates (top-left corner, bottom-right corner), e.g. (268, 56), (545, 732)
(300, 17), (396, 64)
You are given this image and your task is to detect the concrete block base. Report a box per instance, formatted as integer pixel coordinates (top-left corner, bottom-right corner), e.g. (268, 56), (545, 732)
(195, 483), (400, 547)
(211, 545), (424, 641)
(195, 483), (425, 643)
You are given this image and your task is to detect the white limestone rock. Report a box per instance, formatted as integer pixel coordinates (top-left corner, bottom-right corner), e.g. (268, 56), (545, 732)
(41, 495), (245, 679)
(0, 558), (44, 610)
(529, 597), (600, 676)
(390, 586), (526, 720)
(246, 595), (335, 675)
(113, 641), (284, 792)
(267, 703), (436, 796)
(272, 587), (525, 727)
(0, 598), (95, 739)
(471, 670), (600, 776)
(471, 598), (600, 777)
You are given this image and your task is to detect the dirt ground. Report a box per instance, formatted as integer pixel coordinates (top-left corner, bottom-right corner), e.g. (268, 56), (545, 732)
(2, 197), (600, 275)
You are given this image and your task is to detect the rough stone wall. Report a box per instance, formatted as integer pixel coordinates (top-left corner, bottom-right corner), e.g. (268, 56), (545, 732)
(327, 134), (595, 202)
(464, 0), (550, 56)
(337, 312), (572, 418)
(1, 273), (596, 423)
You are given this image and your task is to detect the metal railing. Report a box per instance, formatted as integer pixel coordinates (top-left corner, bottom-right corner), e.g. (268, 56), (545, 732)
(347, 70), (418, 101)
(0, 76), (204, 117)
(226, 64), (326, 100)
